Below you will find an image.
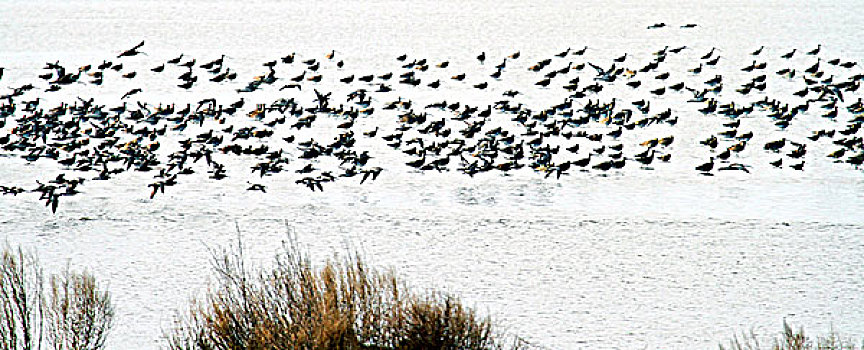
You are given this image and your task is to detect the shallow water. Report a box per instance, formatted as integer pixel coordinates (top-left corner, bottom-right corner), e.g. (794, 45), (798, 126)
(2, 0), (864, 349)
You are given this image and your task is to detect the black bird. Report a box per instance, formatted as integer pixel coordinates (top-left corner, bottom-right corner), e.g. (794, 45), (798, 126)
(751, 46), (764, 55)
(717, 163), (750, 173)
(167, 54), (184, 64)
(790, 161), (805, 171)
(178, 77), (196, 89)
(360, 167), (383, 184)
(556, 48), (570, 57)
(247, 183), (266, 193)
(764, 138), (786, 152)
(695, 157), (714, 172)
(291, 71), (306, 82)
(122, 88), (142, 99)
(705, 56), (721, 66)
(805, 58), (821, 74)
(689, 64), (703, 74)
(117, 40), (145, 58)
(180, 59), (196, 68)
(477, 52), (486, 64)
(827, 149), (846, 158)
(770, 158), (783, 168)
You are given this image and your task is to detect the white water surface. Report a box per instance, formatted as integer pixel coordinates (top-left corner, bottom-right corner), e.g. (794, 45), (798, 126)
(1, 0), (864, 349)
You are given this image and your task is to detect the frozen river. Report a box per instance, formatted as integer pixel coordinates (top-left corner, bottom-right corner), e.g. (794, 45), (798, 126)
(2, 0), (864, 349)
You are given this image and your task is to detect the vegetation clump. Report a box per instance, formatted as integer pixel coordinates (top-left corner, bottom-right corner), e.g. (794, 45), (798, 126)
(0, 243), (114, 350)
(167, 237), (529, 350)
(721, 321), (863, 350)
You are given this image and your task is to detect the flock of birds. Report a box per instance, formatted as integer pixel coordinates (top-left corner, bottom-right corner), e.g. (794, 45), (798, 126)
(1, 37), (863, 213)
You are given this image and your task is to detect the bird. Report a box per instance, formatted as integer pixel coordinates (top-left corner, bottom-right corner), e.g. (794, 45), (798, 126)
(5, 41), (864, 210)
(751, 46), (765, 55)
(717, 163), (750, 173)
(246, 182), (266, 192)
(556, 48), (570, 57)
(122, 88), (142, 99)
(805, 58), (821, 74)
(167, 54), (184, 64)
(790, 161), (805, 171)
(117, 40), (145, 58)
(695, 157), (714, 172)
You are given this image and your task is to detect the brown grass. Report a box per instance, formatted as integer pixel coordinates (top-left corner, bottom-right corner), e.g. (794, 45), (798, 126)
(167, 235), (530, 350)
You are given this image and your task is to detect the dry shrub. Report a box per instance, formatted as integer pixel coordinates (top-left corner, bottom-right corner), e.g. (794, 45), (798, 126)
(45, 269), (114, 350)
(0, 244), (44, 350)
(0, 243), (114, 350)
(168, 236), (529, 350)
(720, 321), (862, 350)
